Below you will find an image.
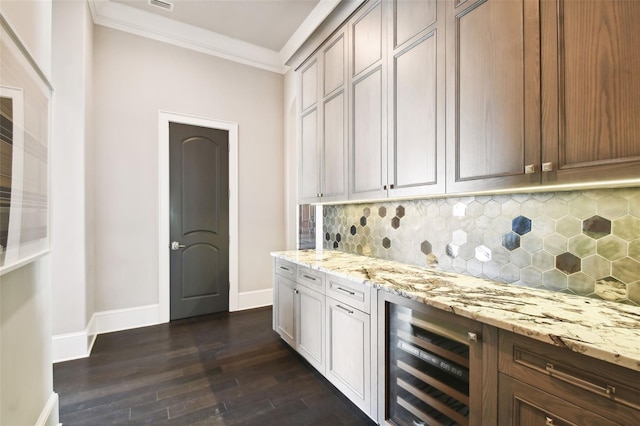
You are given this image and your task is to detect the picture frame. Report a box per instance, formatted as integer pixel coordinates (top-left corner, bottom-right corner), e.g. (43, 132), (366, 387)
(0, 14), (53, 276)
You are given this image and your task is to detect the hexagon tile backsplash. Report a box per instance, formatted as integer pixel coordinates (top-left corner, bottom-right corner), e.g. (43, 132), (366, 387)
(322, 188), (640, 305)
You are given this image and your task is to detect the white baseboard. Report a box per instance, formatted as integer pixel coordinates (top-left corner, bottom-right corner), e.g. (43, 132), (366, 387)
(93, 304), (162, 335)
(53, 305), (161, 363)
(52, 315), (96, 363)
(35, 392), (59, 426)
(53, 294), (271, 363)
(237, 288), (273, 311)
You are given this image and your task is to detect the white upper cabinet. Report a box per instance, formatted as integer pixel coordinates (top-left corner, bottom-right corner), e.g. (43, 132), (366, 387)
(349, 0), (388, 201)
(298, 29), (348, 204)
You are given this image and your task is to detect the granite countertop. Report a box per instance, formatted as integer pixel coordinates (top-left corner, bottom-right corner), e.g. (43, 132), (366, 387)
(271, 249), (640, 371)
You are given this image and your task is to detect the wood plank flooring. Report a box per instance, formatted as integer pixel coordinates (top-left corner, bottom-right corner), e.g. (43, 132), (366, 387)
(54, 307), (376, 425)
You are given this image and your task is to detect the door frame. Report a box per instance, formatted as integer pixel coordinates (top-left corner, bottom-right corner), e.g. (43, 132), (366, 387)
(158, 111), (239, 322)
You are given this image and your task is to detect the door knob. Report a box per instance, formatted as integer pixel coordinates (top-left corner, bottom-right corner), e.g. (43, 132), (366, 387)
(171, 241), (186, 250)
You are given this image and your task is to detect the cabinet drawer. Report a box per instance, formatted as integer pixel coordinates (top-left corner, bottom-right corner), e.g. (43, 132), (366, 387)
(297, 266), (325, 293)
(275, 258), (297, 280)
(326, 274), (370, 313)
(499, 331), (640, 425)
(498, 374), (618, 426)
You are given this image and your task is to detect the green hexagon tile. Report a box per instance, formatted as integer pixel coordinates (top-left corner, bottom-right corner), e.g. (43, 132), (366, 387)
(323, 187), (640, 305)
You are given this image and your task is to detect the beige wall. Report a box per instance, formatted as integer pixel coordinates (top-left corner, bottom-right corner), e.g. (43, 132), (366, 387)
(284, 69), (298, 250)
(51, 0), (94, 336)
(0, 1), (58, 424)
(92, 26), (286, 311)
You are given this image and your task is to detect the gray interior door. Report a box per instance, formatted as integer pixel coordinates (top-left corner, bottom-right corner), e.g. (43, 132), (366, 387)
(169, 122), (229, 320)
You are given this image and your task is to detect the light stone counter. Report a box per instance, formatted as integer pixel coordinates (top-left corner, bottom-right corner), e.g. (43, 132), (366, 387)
(271, 249), (640, 371)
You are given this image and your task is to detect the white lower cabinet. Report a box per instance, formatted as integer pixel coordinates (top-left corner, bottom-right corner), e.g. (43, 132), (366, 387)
(297, 284), (325, 373)
(325, 296), (372, 417)
(273, 261), (377, 422)
(274, 274), (325, 373)
(274, 274), (297, 348)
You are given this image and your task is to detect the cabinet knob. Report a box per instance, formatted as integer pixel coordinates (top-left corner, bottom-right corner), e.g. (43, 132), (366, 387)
(383, 185), (387, 190)
(545, 417), (554, 426)
(467, 332), (478, 343)
(542, 162), (554, 172)
(524, 164), (537, 174)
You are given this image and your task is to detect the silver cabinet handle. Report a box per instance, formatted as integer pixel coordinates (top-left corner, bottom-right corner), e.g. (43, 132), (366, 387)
(302, 274), (317, 281)
(524, 164), (537, 174)
(291, 288), (299, 294)
(335, 304), (354, 314)
(542, 162), (554, 172)
(545, 363), (615, 397)
(545, 417), (554, 426)
(336, 287), (356, 295)
(171, 241), (186, 250)
(279, 266), (290, 271)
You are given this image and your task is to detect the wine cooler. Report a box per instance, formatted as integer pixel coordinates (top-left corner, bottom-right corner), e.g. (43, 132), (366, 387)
(380, 294), (489, 426)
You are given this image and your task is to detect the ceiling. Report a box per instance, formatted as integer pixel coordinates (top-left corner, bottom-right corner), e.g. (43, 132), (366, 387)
(112, 0), (320, 52)
(89, 0), (339, 73)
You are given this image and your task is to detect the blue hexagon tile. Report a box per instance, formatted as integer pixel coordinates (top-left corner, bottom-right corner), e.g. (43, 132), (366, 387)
(322, 188), (640, 304)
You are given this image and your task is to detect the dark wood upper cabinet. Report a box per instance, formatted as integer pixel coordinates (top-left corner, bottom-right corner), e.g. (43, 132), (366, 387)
(446, 0), (541, 193)
(540, 0), (640, 184)
(297, 0), (640, 203)
(387, 0), (446, 197)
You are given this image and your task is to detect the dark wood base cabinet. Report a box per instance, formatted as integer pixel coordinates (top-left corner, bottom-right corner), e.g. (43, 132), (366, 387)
(498, 331), (640, 426)
(499, 374), (618, 426)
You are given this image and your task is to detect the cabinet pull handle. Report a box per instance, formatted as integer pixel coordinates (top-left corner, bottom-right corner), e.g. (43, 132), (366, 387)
(545, 417), (554, 426)
(302, 274), (317, 281)
(279, 266), (290, 271)
(467, 332), (478, 343)
(383, 185), (387, 190)
(542, 162), (554, 172)
(524, 164), (537, 174)
(545, 363), (615, 397)
(335, 304), (354, 314)
(290, 288), (299, 294)
(336, 286), (356, 295)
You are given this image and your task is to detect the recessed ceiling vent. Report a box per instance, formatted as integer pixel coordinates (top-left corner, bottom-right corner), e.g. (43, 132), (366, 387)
(148, 0), (174, 12)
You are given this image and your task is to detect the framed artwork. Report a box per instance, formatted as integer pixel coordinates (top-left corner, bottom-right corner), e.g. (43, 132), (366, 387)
(0, 14), (52, 276)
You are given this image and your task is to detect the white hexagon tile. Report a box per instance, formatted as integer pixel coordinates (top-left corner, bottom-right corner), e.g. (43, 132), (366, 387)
(323, 187), (640, 305)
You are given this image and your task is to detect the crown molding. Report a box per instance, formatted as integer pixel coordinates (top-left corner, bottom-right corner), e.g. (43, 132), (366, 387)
(87, 0), (342, 75)
(279, 0), (341, 66)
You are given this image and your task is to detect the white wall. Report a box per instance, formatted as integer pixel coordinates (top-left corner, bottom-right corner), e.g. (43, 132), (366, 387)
(92, 26), (286, 312)
(0, 1), (58, 424)
(50, 0), (95, 361)
(284, 69), (298, 250)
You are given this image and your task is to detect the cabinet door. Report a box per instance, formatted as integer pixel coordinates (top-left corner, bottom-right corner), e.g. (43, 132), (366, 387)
(350, 0), (387, 201)
(446, 0), (540, 193)
(298, 58), (321, 203)
(326, 297), (371, 416)
(321, 30), (348, 202)
(388, 0), (445, 197)
(498, 375), (618, 426)
(540, 0), (640, 184)
(297, 285), (325, 373)
(275, 275), (297, 348)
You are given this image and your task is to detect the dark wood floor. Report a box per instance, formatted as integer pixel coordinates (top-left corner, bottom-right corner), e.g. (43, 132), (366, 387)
(54, 307), (376, 425)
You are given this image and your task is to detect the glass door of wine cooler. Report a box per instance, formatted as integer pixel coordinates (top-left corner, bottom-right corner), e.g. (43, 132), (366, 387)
(387, 303), (473, 426)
